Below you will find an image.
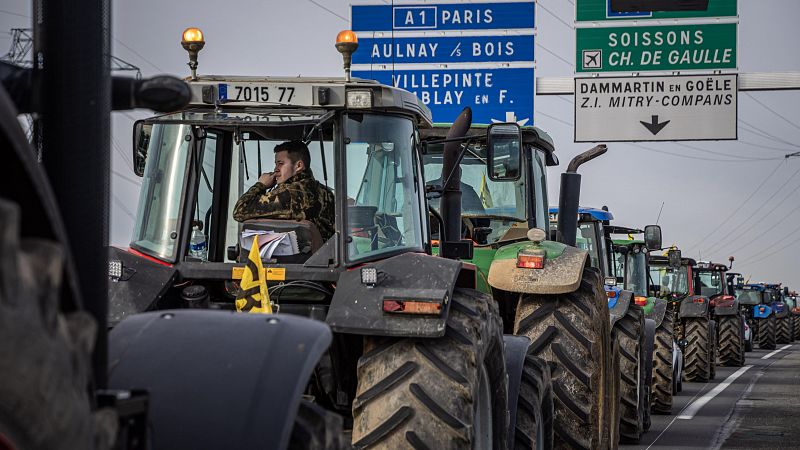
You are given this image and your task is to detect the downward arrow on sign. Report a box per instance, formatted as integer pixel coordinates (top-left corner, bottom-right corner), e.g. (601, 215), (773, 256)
(640, 115), (670, 135)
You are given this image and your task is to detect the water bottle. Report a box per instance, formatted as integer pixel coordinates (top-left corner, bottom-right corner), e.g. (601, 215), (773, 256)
(189, 225), (207, 259)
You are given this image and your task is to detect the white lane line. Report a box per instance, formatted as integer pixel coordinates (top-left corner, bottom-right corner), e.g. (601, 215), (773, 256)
(761, 344), (791, 360)
(644, 383), (709, 450)
(677, 365), (753, 420)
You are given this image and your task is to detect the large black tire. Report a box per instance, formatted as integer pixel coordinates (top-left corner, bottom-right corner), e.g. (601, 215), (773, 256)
(758, 316), (776, 350)
(612, 305), (646, 443)
(513, 267), (615, 450)
(794, 316), (800, 341)
(514, 355), (554, 450)
(776, 317), (792, 344)
(288, 400), (348, 450)
(708, 320), (717, 380)
(683, 318), (712, 382)
(352, 288), (507, 449)
(651, 313), (674, 414)
(718, 316), (744, 367)
(0, 200), (114, 450)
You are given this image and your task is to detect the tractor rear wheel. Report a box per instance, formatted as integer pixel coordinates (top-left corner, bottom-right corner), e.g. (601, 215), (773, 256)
(651, 313), (674, 414)
(708, 320), (717, 380)
(758, 316), (776, 350)
(514, 355), (553, 450)
(513, 267), (615, 450)
(683, 318), (712, 382)
(0, 200), (114, 450)
(612, 305), (646, 443)
(776, 317), (792, 344)
(793, 316), (800, 341)
(352, 288), (507, 449)
(718, 316), (744, 367)
(288, 400), (348, 450)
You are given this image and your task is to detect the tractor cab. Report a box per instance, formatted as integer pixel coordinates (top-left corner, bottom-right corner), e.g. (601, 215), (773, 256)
(764, 284), (789, 318)
(736, 282), (764, 307)
(648, 252), (699, 304)
(695, 261), (736, 309)
(549, 206), (614, 278)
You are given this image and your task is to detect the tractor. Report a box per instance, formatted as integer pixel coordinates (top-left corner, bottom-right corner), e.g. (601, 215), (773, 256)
(766, 284), (795, 345)
(788, 290), (800, 341)
(744, 283), (778, 350)
(729, 273), (755, 352)
(608, 227), (683, 415)
(548, 207), (657, 444)
(101, 28), (628, 449)
(695, 260), (746, 367)
(649, 250), (718, 383)
(420, 126), (619, 449)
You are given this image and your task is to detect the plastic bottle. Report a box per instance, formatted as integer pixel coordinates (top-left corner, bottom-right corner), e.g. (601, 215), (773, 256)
(189, 225), (207, 260)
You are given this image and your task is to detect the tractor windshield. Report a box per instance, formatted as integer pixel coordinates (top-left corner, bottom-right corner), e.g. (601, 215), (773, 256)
(423, 142), (526, 245)
(697, 271), (724, 297)
(344, 113), (426, 262)
(650, 264), (690, 299)
(614, 246), (648, 297)
(735, 288), (762, 305)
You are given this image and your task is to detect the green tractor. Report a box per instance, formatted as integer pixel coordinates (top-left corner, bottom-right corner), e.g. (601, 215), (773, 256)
(421, 126), (619, 449)
(608, 228), (682, 415)
(649, 250), (718, 383)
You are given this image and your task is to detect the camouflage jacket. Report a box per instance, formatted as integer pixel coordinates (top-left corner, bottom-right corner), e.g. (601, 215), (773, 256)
(233, 170), (335, 240)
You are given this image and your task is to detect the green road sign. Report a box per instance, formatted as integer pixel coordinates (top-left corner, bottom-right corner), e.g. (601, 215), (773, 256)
(576, 23), (737, 73)
(576, 0), (737, 22)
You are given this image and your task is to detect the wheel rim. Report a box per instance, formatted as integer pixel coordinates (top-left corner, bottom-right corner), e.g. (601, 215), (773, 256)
(473, 362), (493, 449)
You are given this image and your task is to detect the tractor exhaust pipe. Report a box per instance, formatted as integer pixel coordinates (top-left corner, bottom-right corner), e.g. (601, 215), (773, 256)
(440, 107), (472, 254)
(557, 145), (607, 247)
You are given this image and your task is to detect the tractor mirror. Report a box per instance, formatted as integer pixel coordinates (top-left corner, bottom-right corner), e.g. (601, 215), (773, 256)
(487, 122), (522, 181)
(133, 121), (153, 177)
(644, 224), (662, 250)
(668, 248), (682, 268)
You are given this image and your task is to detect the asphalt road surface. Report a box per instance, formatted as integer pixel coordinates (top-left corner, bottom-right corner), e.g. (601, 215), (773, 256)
(622, 344), (800, 450)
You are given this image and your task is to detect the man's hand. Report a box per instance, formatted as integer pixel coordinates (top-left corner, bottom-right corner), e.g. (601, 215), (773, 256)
(258, 172), (277, 189)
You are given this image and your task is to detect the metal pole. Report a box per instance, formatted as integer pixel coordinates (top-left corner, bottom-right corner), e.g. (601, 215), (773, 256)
(40, 0), (111, 388)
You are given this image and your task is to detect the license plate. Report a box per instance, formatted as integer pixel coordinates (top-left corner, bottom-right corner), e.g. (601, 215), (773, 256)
(218, 83), (312, 106)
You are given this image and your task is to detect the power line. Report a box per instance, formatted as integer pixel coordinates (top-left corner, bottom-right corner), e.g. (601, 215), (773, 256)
(739, 119), (797, 147)
(725, 203), (800, 258)
(685, 161), (783, 251)
(536, 42), (573, 67)
(536, 1), (573, 30)
(113, 37), (163, 73)
(0, 9), (28, 19)
(740, 230), (800, 267)
(536, 110), (573, 128)
(736, 138), (798, 153)
(307, 0), (348, 22)
(745, 92), (800, 133)
(674, 142), (773, 161)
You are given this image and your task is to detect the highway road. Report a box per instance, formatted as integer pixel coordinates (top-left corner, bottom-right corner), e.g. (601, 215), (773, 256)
(623, 344), (799, 450)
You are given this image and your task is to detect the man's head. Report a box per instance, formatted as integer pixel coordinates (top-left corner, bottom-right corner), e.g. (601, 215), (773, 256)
(273, 140), (311, 184)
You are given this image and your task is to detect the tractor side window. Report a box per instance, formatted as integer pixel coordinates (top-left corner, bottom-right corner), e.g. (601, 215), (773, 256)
(188, 132), (218, 260)
(131, 124), (192, 261)
(532, 149), (549, 233)
(578, 222), (600, 269)
(345, 114), (424, 261)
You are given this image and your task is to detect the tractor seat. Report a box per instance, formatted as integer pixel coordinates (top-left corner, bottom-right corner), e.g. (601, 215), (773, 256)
(239, 219), (323, 263)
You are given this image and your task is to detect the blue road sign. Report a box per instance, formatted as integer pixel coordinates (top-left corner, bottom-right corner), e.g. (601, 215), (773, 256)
(352, 3), (535, 31)
(352, 35), (534, 65)
(353, 67), (534, 125)
(352, 1), (536, 125)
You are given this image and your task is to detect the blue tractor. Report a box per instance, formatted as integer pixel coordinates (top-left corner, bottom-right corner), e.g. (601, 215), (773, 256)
(729, 273), (755, 351)
(747, 284), (777, 350)
(550, 206), (658, 444)
(766, 284), (796, 345)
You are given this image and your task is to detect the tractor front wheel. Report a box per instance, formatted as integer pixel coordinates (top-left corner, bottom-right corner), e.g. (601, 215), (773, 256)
(513, 267), (615, 450)
(612, 305), (646, 443)
(352, 288), (507, 449)
(651, 313), (674, 414)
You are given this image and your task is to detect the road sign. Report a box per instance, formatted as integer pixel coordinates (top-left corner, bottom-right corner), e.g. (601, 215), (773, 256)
(351, 1), (535, 125)
(574, 74), (737, 142)
(575, 0), (737, 22)
(576, 23), (737, 73)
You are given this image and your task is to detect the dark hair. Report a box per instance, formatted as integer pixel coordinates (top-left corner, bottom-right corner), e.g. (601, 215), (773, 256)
(274, 140), (310, 170)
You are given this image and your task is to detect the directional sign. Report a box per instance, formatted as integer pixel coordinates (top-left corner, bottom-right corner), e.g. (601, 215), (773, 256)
(574, 74), (737, 142)
(575, 0), (737, 22)
(351, 1), (535, 125)
(576, 23), (737, 73)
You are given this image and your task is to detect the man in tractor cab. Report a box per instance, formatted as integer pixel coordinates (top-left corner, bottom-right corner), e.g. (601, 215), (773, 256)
(233, 140), (335, 240)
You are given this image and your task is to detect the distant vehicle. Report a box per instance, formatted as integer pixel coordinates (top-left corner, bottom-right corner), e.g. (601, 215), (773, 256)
(695, 260), (745, 367)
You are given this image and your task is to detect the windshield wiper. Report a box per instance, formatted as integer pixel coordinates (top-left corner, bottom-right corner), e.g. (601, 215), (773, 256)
(463, 214), (525, 222)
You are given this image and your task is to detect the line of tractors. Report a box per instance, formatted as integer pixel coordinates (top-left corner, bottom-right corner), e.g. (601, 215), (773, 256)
(1, 12), (797, 450)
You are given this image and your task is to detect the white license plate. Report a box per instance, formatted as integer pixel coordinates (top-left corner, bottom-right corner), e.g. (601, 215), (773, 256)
(218, 83), (312, 106)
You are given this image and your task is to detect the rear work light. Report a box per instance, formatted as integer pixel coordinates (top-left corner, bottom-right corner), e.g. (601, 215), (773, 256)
(383, 299), (442, 315)
(517, 248), (545, 269)
(634, 296), (647, 306)
(347, 90), (373, 108)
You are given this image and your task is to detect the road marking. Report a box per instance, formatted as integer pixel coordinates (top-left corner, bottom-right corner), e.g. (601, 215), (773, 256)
(761, 344), (791, 359)
(677, 365), (753, 420)
(645, 382), (709, 450)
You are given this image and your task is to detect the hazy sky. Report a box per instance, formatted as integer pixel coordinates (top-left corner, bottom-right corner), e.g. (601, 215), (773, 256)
(1, 0), (798, 288)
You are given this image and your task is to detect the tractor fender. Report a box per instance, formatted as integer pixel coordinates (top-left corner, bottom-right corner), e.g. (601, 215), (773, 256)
(487, 241), (588, 295)
(679, 295), (710, 318)
(108, 246), (178, 326)
(108, 310), (331, 450)
(609, 289), (633, 328)
(647, 297), (668, 328)
(713, 296), (739, 316)
(753, 304), (773, 319)
(327, 253), (461, 338)
(503, 334), (532, 445)
(773, 303), (789, 319)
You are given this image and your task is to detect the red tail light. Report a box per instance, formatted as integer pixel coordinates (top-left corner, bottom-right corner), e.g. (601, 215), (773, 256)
(634, 296), (647, 306)
(693, 297), (706, 304)
(759, 306), (766, 313)
(607, 290), (618, 298)
(517, 248), (545, 269)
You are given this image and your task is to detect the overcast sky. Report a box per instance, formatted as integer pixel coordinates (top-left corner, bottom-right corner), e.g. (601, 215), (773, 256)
(1, 0), (798, 289)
